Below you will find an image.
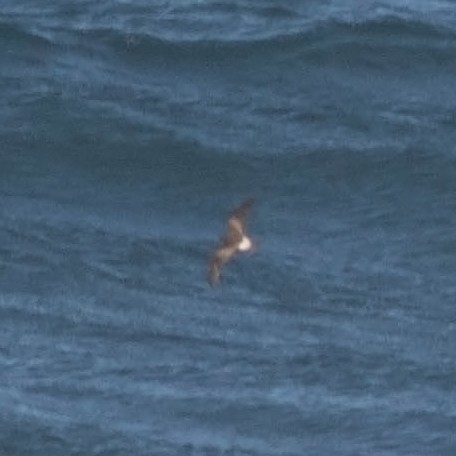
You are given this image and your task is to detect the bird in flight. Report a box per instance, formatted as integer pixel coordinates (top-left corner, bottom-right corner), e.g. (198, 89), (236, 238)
(208, 198), (255, 286)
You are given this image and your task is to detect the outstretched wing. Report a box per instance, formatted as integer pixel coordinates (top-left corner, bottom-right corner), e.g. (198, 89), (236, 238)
(208, 244), (238, 286)
(227, 198), (254, 239)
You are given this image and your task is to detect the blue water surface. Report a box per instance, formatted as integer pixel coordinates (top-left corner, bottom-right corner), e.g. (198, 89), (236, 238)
(1, 1), (455, 455)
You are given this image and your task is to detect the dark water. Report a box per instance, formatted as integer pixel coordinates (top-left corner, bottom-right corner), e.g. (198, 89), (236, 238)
(1, 1), (456, 454)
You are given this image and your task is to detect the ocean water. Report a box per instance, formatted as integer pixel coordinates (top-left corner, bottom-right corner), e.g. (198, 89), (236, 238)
(1, 0), (456, 454)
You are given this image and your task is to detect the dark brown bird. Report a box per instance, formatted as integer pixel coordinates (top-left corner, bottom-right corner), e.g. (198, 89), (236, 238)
(208, 198), (255, 286)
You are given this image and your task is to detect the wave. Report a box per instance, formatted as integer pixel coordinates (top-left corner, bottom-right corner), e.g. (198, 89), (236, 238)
(73, 14), (456, 71)
(0, 20), (54, 51)
(4, 2), (456, 72)
(167, 1), (298, 19)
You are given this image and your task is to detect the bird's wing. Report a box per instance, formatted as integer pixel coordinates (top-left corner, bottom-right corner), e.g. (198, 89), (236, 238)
(227, 198), (254, 240)
(208, 244), (238, 286)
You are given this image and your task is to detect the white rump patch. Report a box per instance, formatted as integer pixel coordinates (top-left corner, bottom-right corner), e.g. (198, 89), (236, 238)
(238, 236), (252, 251)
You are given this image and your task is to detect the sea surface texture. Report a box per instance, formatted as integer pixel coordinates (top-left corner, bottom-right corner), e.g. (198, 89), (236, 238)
(1, 0), (455, 455)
